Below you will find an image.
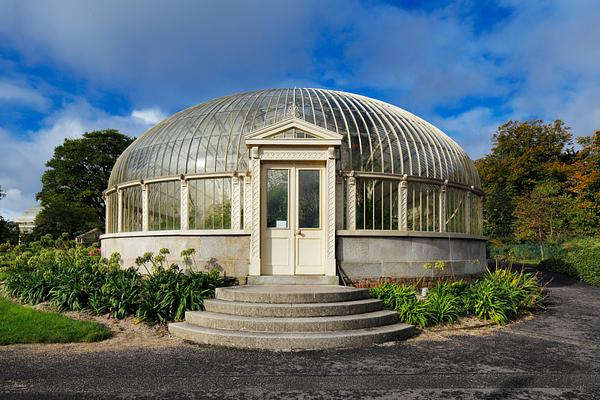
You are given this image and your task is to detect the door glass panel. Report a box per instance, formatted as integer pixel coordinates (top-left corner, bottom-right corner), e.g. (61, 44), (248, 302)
(298, 169), (320, 228)
(266, 169), (289, 228)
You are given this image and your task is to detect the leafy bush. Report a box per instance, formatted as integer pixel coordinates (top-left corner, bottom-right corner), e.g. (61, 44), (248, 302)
(425, 283), (463, 325)
(469, 268), (544, 324)
(370, 267), (544, 328)
(136, 268), (222, 323)
(1, 235), (224, 324)
(370, 283), (434, 328)
(539, 238), (600, 286)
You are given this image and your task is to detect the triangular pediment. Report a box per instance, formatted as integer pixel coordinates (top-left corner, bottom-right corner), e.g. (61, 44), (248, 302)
(245, 117), (343, 147)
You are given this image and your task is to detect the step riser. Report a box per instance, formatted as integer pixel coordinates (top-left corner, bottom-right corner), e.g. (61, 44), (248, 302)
(247, 276), (339, 285)
(185, 311), (398, 332)
(169, 285), (416, 350)
(216, 287), (370, 304)
(203, 299), (384, 317)
(169, 323), (417, 351)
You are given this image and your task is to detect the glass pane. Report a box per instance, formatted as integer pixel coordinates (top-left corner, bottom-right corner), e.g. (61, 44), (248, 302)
(267, 169), (288, 228)
(298, 170), (320, 228)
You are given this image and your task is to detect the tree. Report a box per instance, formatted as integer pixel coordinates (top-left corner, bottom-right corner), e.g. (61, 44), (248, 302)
(567, 131), (600, 234)
(0, 185), (19, 244)
(35, 129), (133, 238)
(33, 201), (99, 238)
(513, 182), (574, 258)
(481, 183), (515, 238)
(0, 217), (19, 245)
(477, 120), (574, 239)
(478, 120), (573, 196)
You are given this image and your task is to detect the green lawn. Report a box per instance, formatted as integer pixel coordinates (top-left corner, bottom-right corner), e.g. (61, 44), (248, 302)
(0, 297), (111, 345)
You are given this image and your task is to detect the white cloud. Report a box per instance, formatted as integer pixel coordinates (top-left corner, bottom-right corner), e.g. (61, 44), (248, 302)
(0, 103), (165, 221)
(329, 3), (506, 113)
(0, 0), (598, 197)
(434, 108), (501, 160)
(0, 0), (325, 106)
(132, 108), (166, 125)
(0, 79), (50, 110)
(487, 1), (600, 137)
(0, 188), (25, 221)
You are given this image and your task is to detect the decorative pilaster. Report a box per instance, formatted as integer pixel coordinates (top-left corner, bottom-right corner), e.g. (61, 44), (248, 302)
(346, 171), (356, 230)
(180, 177), (189, 230)
(231, 173), (241, 230)
(478, 192), (483, 235)
(399, 175), (408, 230)
(244, 173), (252, 230)
(117, 189), (123, 233)
(103, 193), (110, 233)
(326, 147), (336, 276)
(249, 147), (261, 275)
(439, 181), (447, 233)
(335, 175), (344, 229)
(465, 189), (472, 235)
(141, 183), (149, 231)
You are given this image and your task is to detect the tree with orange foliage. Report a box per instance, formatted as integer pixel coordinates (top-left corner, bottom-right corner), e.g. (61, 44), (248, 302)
(567, 131), (600, 234)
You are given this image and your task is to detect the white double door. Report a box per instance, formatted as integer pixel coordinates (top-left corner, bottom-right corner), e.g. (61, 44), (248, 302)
(261, 162), (326, 275)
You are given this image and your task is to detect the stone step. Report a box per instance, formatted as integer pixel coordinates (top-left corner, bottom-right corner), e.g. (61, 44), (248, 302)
(216, 285), (370, 304)
(168, 322), (416, 350)
(185, 310), (398, 332)
(203, 298), (384, 317)
(247, 275), (339, 285)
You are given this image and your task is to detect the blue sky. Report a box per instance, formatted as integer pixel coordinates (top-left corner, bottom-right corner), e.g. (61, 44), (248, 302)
(1, 0), (599, 220)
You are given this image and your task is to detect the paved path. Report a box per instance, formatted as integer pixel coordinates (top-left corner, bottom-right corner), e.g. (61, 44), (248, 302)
(1, 269), (599, 399)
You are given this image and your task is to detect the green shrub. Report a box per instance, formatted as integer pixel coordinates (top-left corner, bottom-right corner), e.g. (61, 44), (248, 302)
(539, 238), (600, 287)
(370, 267), (544, 328)
(136, 267), (223, 324)
(1, 237), (224, 324)
(93, 267), (143, 318)
(425, 283), (463, 325)
(397, 299), (435, 328)
(370, 283), (434, 328)
(468, 268), (544, 324)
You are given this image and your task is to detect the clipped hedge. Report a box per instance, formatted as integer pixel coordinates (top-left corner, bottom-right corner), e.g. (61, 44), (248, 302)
(538, 238), (600, 287)
(370, 267), (545, 328)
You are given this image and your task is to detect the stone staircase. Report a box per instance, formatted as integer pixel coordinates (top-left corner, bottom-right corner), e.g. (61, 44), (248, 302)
(168, 285), (416, 350)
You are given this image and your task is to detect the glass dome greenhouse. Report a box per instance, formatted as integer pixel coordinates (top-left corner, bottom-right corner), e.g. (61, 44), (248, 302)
(102, 88), (485, 283)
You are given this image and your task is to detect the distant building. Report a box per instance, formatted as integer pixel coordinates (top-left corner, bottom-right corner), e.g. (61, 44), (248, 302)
(14, 206), (43, 238)
(75, 228), (102, 246)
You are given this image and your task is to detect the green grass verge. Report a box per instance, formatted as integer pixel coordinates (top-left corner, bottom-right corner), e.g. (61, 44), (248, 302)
(0, 297), (111, 345)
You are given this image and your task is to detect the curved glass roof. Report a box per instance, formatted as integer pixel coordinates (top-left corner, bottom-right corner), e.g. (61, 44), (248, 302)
(109, 88), (481, 188)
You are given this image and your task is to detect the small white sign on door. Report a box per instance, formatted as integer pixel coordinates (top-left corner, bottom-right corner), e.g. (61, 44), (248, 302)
(276, 220), (287, 228)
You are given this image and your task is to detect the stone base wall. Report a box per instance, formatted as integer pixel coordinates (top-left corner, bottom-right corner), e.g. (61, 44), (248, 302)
(337, 236), (486, 285)
(100, 233), (250, 279)
(101, 233), (485, 285)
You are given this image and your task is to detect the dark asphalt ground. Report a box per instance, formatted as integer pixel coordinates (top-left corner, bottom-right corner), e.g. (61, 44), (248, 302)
(1, 268), (599, 399)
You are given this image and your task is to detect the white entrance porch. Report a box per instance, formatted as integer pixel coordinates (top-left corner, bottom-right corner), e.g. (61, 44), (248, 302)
(245, 116), (342, 280)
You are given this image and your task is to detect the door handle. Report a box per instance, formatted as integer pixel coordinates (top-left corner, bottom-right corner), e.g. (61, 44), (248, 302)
(295, 229), (303, 237)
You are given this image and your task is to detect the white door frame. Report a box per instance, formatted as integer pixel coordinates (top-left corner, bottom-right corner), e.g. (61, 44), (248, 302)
(260, 162), (327, 275)
(245, 117), (342, 277)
